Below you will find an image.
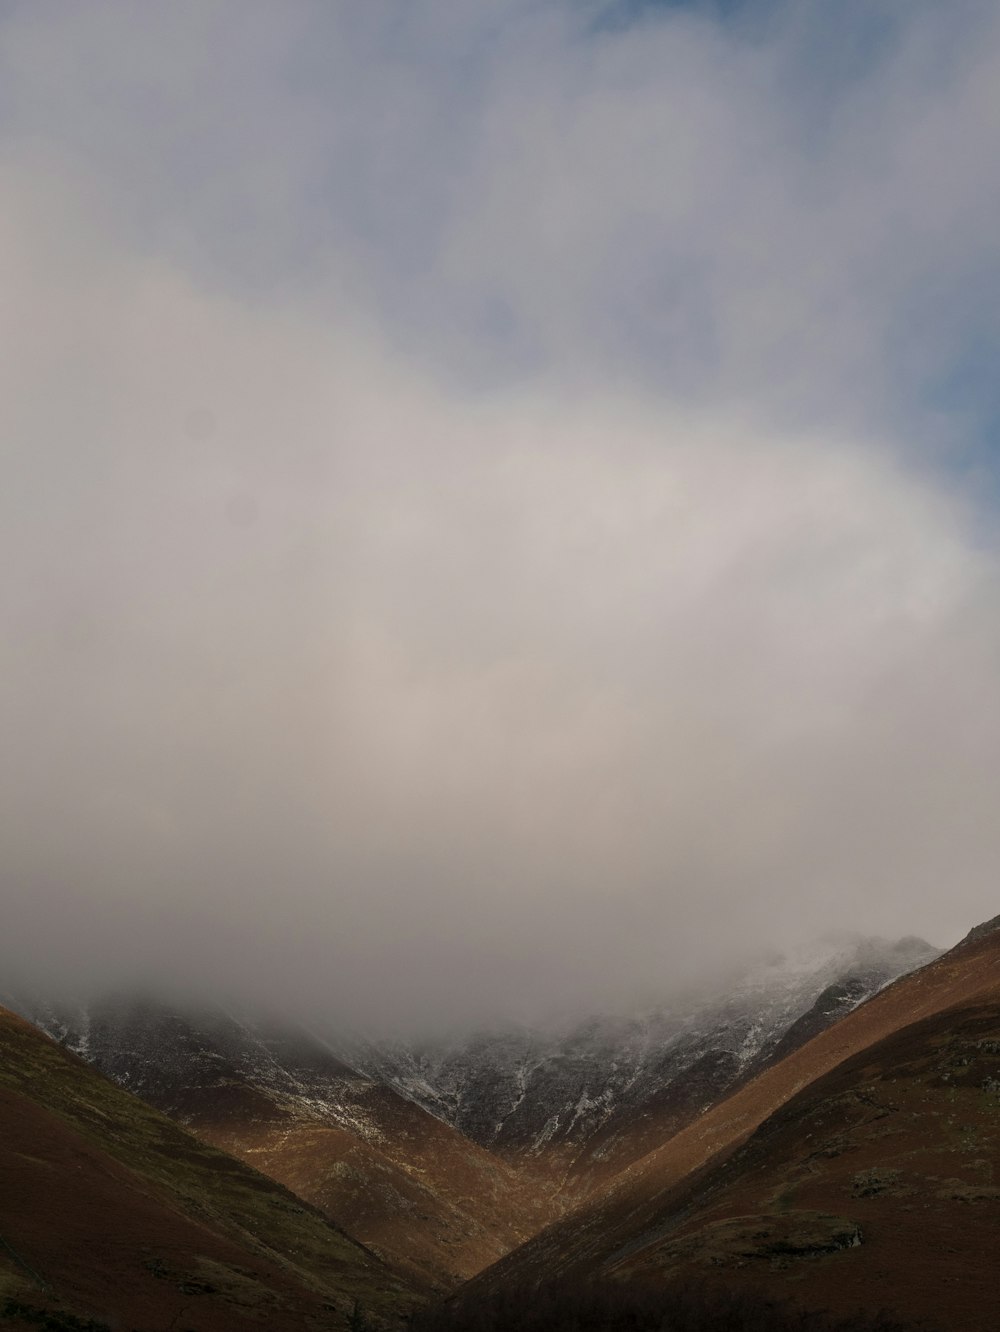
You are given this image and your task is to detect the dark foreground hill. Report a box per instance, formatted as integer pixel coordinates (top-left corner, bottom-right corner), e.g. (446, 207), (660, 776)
(0, 1005), (419, 1331)
(411, 1279), (928, 1332)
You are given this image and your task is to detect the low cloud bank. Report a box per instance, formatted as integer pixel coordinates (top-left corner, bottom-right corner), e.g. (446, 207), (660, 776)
(2, 2), (1000, 1028)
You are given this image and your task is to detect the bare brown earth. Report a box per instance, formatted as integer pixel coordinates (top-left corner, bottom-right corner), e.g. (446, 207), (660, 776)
(0, 1006), (419, 1331)
(464, 919), (1000, 1327)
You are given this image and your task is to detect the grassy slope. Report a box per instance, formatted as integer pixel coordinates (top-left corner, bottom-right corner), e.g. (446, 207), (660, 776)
(0, 1006), (421, 1331)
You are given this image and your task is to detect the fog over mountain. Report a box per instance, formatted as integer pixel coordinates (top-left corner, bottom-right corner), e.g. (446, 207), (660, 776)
(3, 1), (1000, 1030)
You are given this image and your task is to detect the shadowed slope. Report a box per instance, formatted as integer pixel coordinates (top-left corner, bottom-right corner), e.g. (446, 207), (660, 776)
(0, 1005), (418, 1330)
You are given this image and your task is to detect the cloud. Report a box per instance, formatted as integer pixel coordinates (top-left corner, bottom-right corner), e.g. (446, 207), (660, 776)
(2, 2), (1000, 1028)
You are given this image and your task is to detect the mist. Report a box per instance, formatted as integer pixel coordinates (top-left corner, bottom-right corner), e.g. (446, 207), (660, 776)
(3, 1), (1000, 1031)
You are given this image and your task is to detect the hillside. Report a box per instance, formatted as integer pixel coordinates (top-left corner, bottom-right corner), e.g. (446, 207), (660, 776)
(460, 917), (1000, 1330)
(608, 995), (1000, 1331)
(1, 926), (953, 1325)
(12, 997), (554, 1292)
(0, 1004), (418, 1331)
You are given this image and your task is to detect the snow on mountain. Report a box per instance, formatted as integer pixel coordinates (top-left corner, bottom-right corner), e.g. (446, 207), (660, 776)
(4, 931), (937, 1208)
(342, 933), (938, 1183)
(6, 992), (388, 1139)
(1, 991), (553, 1289)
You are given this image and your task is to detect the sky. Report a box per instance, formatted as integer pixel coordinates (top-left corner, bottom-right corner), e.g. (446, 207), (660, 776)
(3, 0), (1000, 1030)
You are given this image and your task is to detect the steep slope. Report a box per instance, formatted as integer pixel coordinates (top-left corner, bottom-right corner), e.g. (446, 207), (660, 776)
(0, 1003), (417, 1331)
(465, 916), (1000, 1309)
(607, 997), (1000, 1331)
(15, 996), (553, 1291)
(353, 935), (936, 1198)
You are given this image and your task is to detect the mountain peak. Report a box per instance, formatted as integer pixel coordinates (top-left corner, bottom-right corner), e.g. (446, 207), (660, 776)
(960, 912), (1000, 946)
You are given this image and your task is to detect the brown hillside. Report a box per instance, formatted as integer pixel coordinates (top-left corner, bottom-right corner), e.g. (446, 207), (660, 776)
(24, 997), (560, 1291)
(466, 919), (1000, 1297)
(610, 997), (1000, 1330)
(190, 1072), (559, 1291)
(0, 1005), (418, 1330)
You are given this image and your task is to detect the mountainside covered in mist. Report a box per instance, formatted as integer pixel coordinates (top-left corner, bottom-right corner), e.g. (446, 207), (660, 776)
(9, 920), (1000, 1330)
(462, 916), (1000, 1331)
(6, 931), (935, 1303)
(347, 934), (937, 1197)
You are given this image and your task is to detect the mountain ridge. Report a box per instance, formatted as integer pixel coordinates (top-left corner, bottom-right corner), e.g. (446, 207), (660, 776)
(344, 932), (938, 1201)
(6, 929), (936, 1296)
(455, 913), (1000, 1330)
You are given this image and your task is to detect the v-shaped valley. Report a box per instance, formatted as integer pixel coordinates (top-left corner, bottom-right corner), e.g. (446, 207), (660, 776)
(3, 922), (1000, 1330)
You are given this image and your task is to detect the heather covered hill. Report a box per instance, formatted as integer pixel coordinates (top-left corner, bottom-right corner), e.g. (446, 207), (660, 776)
(464, 916), (1000, 1326)
(0, 1004), (418, 1331)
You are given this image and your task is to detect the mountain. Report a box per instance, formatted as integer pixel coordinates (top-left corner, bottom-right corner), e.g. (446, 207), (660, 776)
(10, 995), (554, 1292)
(462, 917), (1000, 1331)
(0, 1003), (418, 1331)
(3, 926), (939, 1320)
(347, 934), (937, 1200)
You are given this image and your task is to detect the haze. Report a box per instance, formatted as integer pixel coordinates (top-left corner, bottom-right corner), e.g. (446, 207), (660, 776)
(3, 1), (1000, 1031)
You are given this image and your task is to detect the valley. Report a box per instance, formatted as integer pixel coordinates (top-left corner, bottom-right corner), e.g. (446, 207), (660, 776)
(6, 924), (990, 1328)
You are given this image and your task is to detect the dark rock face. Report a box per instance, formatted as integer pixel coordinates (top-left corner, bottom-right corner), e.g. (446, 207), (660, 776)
(763, 976), (874, 1068)
(16, 994), (370, 1131)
